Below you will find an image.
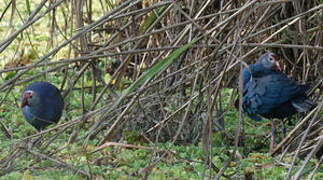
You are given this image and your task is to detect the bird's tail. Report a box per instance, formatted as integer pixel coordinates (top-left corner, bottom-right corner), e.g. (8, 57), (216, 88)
(299, 83), (311, 93)
(291, 97), (315, 112)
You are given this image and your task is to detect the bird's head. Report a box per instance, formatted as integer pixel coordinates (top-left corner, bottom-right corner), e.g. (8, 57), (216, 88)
(256, 52), (281, 71)
(21, 90), (40, 108)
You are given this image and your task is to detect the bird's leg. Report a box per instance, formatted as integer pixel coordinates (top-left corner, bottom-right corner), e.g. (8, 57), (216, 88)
(281, 119), (286, 152)
(269, 119), (276, 154)
(281, 120), (286, 138)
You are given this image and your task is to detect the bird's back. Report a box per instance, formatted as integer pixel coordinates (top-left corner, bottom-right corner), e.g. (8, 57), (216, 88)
(240, 71), (311, 120)
(21, 82), (63, 130)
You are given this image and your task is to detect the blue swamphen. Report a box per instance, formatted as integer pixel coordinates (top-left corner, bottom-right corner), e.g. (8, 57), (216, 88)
(235, 52), (315, 153)
(20, 82), (64, 131)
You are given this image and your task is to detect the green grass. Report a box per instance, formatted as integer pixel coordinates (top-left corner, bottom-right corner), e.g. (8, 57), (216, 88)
(1, 79), (321, 179)
(0, 0), (322, 179)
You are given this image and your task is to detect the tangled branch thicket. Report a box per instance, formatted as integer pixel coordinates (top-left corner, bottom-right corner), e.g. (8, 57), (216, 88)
(0, 0), (322, 179)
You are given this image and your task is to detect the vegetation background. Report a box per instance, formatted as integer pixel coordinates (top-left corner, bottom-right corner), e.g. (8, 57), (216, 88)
(0, 0), (322, 179)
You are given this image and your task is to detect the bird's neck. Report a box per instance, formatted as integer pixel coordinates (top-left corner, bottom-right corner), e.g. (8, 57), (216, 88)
(241, 64), (270, 86)
(249, 63), (268, 76)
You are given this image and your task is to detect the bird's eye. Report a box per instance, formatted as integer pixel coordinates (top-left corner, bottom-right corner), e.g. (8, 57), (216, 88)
(269, 57), (274, 61)
(29, 95), (32, 99)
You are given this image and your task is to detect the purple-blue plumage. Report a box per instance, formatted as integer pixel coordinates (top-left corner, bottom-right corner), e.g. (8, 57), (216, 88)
(235, 52), (315, 153)
(235, 52), (314, 121)
(20, 82), (64, 131)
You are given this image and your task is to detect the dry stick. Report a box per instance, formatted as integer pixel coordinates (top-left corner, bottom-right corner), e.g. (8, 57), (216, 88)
(96, 0), (218, 173)
(91, 25), (190, 142)
(0, 117), (11, 139)
(204, 42), (237, 179)
(272, 157), (292, 168)
(201, 0), (240, 175)
(98, 0), (172, 23)
(141, 62), (210, 132)
(143, 59), (226, 177)
(2, 41), (322, 74)
(18, 102), (113, 141)
(84, 3), (174, 142)
(279, 143), (292, 161)
(214, 59), (244, 180)
(75, 0), (87, 129)
(248, 4), (272, 35)
(142, 57), (240, 135)
(286, 100), (323, 180)
(307, 154), (322, 180)
(283, 126), (318, 156)
(2, 3), (321, 72)
(86, 1), (172, 56)
(4, 2), (319, 72)
(171, 51), (201, 144)
(95, 0), (203, 146)
(0, 81), (15, 106)
(0, 42), (320, 89)
(0, 0), (135, 91)
(237, 43), (323, 50)
(86, 17), (143, 108)
(224, 7), (306, 73)
(26, 149), (90, 178)
(96, 81), (146, 146)
(242, 3), (323, 42)
(289, 121), (323, 153)
(59, 0), (74, 93)
(8, 1), (170, 146)
(0, 3), (55, 102)
(139, 1), (220, 176)
(173, 2), (204, 32)
(63, 0), (143, 102)
(270, 106), (319, 156)
(19, 65), (199, 142)
(293, 138), (323, 180)
(212, 8), (250, 176)
(205, 0), (258, 37)
(1, 64), (66, 91)
(293, 141), (322, 157)
(0, 0), (50, 52)
(202, 45), (215, 179)
(89, 2), (173, 111)
(0, 1), (12, 23)
(1, 1), (320, 74)
(137, 0), (258, 136)
(146, 10), (304, 134)
(0, 148), (23, 175)
(145, 92), (198, 134)
(92, 142), (154, 153)
(263, 0), (295, 4)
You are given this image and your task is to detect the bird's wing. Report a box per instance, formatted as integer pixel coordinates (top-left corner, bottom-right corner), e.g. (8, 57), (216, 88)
(261, 72), (303, 104)
(241, 79), (265, 121)
(242, 72), (304, 119)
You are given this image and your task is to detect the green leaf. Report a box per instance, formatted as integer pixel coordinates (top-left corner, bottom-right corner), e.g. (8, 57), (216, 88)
(5, 71), (17, 80)
(25, 0), (31, 15)
(108, 37), (201, 112)
(139, 5), (168, 34)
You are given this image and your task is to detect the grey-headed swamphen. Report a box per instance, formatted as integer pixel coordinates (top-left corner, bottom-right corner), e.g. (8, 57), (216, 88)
(235, 52), (315, 153)
(20, 81), (64, 131)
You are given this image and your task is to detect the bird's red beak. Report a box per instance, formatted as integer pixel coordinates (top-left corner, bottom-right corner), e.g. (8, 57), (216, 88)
(21, 93), (31, 108)
(271, 54), (281, 71)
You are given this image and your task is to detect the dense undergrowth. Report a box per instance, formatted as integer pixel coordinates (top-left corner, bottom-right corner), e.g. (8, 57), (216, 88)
(0, 76), (321, 179)
(0, 0), (322, 179)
